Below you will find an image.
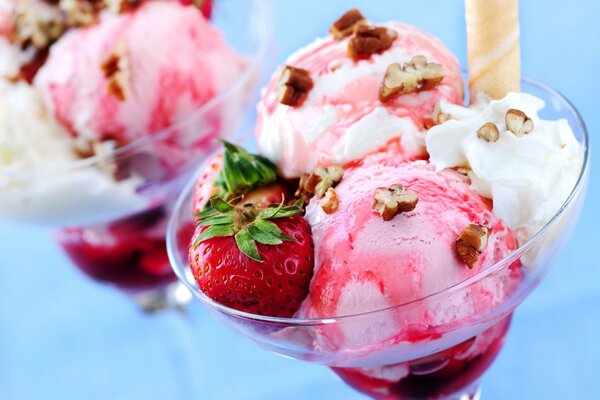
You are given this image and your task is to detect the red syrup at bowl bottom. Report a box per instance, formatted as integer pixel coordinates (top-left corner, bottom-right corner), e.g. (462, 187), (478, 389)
(57, 205), (195, 292)
(332, 316), (511, 400)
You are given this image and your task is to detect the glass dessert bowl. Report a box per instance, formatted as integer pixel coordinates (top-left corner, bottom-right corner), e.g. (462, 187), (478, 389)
(0, 0), (271, 311)
(167, 77), (589, 399)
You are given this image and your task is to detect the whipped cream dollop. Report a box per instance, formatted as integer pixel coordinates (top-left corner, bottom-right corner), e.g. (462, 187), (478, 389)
(0, 80), (147, 226)
(0, 80), (75, 170)
(426, 92), (583, 243)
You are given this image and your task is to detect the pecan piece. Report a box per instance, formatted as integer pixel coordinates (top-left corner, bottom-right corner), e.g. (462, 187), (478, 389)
(100, 41), (130, 101)
(329, 8), (366, 40)
(60, 0), (104, 27)
(477, 122), (500, 142)
(105, 0), (141, 13)
(276, 65), (313, 107)
(321, 188), (339, 214)
(380, 55), (444, 102)
(295, 174), (309, 198)
(455, 224), (489, 268)
(304, 165), (344, 199)
(372, 184), (418, 221)
(505, 109), (534, 137)
(10, 2), (64, 49)
(432, 102), (451, 125)
(348, 25), (397, 61)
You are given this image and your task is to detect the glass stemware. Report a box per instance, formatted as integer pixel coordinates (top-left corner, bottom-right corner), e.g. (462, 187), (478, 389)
(0, 0), (272, 312)
(167, 76), (589, 398)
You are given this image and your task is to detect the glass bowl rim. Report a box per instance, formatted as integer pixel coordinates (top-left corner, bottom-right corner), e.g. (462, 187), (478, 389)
(0, 0), (272, 181)
(166, 75), (591, 326)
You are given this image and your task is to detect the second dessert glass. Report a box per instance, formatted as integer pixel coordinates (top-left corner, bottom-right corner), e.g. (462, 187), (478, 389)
(167, 76), (589, 398)
(0, 0), (272, 312)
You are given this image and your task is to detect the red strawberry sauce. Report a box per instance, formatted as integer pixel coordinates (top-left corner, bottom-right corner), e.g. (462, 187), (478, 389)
(332, 316), (511, 400)
(56, 206), (195, 292)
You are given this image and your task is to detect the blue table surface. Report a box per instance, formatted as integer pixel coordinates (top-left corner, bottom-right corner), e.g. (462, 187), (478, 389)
(1, 1), (599, 399)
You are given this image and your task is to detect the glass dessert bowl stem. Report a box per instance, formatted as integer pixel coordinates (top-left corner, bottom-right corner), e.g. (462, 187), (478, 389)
(166, 76), (589, 399)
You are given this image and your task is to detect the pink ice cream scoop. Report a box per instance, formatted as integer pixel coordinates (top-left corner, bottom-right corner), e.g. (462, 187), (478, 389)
(256, 22), (463, 178)
(34, 1), (246, 148)
(300, 152), (519, 352)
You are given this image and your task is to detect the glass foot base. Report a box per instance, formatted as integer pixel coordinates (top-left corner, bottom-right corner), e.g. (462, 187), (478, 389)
(457, 385), (481, 400)
(129, 282), (193, 314)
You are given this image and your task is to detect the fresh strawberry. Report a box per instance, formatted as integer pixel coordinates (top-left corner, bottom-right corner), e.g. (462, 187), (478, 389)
(242, 182), (292, 207)
(193, 154), (223, 215)
(189, 199), (314, 317)
(179, 0), (213, 19)
(193, 141), (288, 215)
(198, 0), (212, 19)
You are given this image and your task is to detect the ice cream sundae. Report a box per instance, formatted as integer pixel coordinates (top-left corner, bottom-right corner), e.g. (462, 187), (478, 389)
(0, 0), (267, 305)
(170, 3), (588, 399)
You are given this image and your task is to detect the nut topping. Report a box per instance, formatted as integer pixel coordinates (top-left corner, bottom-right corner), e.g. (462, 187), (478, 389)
(372, 184), (418, 221)
(10, 1), (64, 49)
(304, 165), (344, 199)
(276, 65), (313, 107)
(477, 122), (500, 142)
(329, 8), (366, 40)
(101, 41), (130, 101)
(380, 55), (444, 102)
(321, 188), (339, 214)
(295, 174), (309, 197)
(105, 0), (141, 14)
(505, 109), (534, 137)
(432, 102), (452, 125)
(348, 24), (397, 61)
(455, 224), (489, 268)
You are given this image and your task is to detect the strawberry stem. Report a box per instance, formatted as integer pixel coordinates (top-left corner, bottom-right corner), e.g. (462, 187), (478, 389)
(194, 197), (302, 262)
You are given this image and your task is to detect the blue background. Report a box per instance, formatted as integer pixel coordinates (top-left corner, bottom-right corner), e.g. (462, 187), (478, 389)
(1, 1), (599, 399)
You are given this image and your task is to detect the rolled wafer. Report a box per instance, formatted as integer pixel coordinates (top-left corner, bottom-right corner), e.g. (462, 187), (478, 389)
(466, 0), (521, 100)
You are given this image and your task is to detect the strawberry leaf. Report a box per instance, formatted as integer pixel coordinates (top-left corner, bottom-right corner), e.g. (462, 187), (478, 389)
(269, 205), (302, 219)
(259, 198), (285, 219)
(210, 198), (235, 213)
(196, 206), (219, 220)
(247, 223), (283, 245)
(215, 141), (278, 198)
(235, 228), (262, 262)
(193, 224), (235, 248)
(197, 214), (234, 227)
(253, 219), (294, 242)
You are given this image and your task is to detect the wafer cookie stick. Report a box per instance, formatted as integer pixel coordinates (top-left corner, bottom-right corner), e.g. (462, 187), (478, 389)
(466, 0), (521, 100)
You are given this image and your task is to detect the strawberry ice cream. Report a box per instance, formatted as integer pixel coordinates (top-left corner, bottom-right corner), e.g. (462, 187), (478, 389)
(35, 1), (247, 154)
(256, 21), (463, 178)
(0, 0), (259, 226)
(300, 152), (519, 350)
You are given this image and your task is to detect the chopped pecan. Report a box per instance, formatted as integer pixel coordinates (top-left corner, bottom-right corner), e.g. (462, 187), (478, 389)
(477, 122), (500, 142)
(505, 109), (534, 137)
(372, 184), (418, 221)
(380, 55), (444, 102)
(329, 8), (366, 40)
(59, 0), (103, 27)
(276, 65), (313, 107)
(321, 188), (339, 214)
(105, 0), (141, 13)
(101, 41), (130, 101)
(432, 102), (451, 125)
(10, 2), (64, 49)
(455, 224), (489, 268)
(348, 25), (397, 61)
(304, 165), (344, 198)
(295, 174), (309, 198)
